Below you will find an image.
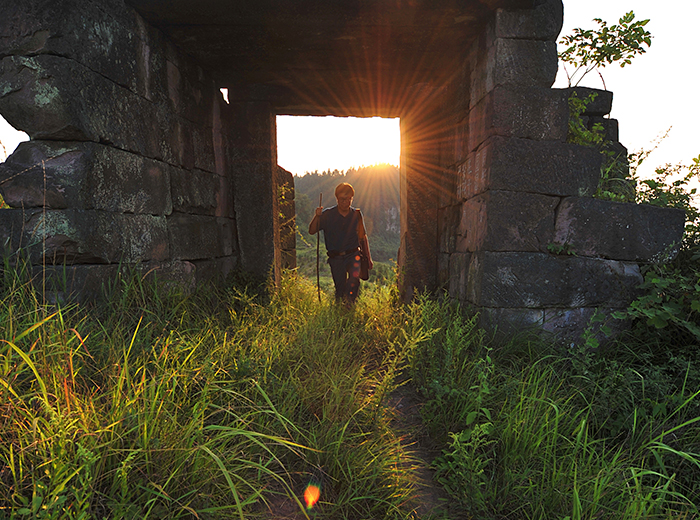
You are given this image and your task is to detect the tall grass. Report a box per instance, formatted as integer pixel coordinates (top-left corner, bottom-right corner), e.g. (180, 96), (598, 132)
(0, 261), (428, 519)
(405, 294), (700, 519)
(3, 257), (700, 519)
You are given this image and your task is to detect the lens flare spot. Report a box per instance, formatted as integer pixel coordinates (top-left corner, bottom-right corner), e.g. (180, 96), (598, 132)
(304, 484), (321, 509)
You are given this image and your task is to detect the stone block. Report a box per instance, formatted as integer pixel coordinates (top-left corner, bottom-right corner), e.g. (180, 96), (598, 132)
(0, 0), (141, 92)
(215, 172), (235, 219)
(451, 116), (469, 171)
(542, 307), (628, 344)
(553, 197), (685, 262)
(495, 0), (563, 41)
(170, 167), (219, 215)
(467, 86), (568, 153)
(438, 163), (459, 207)
(0, 55), (165, 159)
(456, 191), (559, 252)
(0, 140), (172, 214)
(467, 251), (643, 308)
(29, 264), (120, 303)
(448, 252), (470, 301)
(479, 307), (545, 337)
(437, 252), (450, 290)
(1, 208), (169, 264)
(192, 256), (238, 285)
(439, 204), (460, 253)
(191, 120), (217, 173)
(457, 136), (601, 200)
(471, 38), (557, 106)
(0, 0), (216, 128)
(167, 213), (225, 260)
(217, 217), (236, 257)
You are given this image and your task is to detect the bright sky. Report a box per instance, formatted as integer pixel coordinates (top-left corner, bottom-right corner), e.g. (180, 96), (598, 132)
(1, 0), (698, 179)
(554, 0), (700, 179)
(276, 115), (400, 175)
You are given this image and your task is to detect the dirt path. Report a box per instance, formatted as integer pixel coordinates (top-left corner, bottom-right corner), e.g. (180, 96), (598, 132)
(385, 383), (452, 519)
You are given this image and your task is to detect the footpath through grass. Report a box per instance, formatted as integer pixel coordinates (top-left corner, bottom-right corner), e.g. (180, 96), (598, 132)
(1, 261), (700, 519)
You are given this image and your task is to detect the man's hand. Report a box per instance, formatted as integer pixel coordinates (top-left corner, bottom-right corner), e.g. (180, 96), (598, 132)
(309, 206), (323, 235)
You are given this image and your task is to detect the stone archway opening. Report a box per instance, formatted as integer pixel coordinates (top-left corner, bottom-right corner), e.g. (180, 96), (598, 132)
(274, 114), (401, 276)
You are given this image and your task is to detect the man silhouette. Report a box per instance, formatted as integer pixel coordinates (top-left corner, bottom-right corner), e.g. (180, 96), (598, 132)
(309, 182), (373, 305)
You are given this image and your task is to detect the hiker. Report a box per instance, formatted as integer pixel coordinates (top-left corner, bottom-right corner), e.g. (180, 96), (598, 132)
(309, 182), (373, 305)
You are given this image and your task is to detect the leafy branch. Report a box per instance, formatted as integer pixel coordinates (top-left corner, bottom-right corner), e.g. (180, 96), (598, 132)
(558, 11), (652, 88)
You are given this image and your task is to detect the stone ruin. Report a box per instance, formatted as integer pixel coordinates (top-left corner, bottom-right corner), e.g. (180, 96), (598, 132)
(0, 0), (685, 339)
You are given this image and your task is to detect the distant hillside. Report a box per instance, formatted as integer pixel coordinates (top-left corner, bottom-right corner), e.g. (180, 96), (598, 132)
(294, 164), (400, 262)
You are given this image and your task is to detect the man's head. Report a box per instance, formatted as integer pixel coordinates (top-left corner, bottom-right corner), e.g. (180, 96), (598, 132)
(335, 183), (354, 212)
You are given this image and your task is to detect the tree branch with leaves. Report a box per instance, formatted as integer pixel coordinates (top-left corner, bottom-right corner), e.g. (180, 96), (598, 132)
(558, 11), (652, 89)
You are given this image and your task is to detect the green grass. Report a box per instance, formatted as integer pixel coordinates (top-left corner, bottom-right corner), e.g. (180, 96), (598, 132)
(405, 295), (700, 519)
(0, 259), (424, 519)
(1, 257), (700, 519)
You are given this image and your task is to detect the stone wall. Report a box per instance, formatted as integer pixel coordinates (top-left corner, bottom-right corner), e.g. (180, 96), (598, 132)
(0, 0), (684, 342)
(0, 0), (283, 295)
(427, 0), (685, 338)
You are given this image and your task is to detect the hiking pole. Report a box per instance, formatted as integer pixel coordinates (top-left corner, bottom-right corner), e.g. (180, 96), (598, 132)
(316, 193), (322, 303)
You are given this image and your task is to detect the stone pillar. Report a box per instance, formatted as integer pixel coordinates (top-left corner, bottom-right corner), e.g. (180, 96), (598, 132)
(399, 87), (446, 299)
(228, 101), (280, 284)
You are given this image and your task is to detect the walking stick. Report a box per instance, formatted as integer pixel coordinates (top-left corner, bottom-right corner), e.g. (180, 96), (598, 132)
(316, 193), (322, 303)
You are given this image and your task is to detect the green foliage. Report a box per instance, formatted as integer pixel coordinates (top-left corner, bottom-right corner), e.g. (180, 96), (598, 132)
(3, 262), (700, 518)
(566, 91), (636, 203)
(405, 297), (700, 518)
(547, 242), (576, 256)
(637, 155), (700, 246)
(608, 155), (700, 343)
(567, 92), (606, 147)
(559, 11), (652, 87)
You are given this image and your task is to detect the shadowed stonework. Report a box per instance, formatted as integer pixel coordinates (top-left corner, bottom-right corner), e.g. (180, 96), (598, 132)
(0, 0), (684, 340)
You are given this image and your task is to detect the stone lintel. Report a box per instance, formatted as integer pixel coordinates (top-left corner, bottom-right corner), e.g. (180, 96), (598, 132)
(553, 197), (686, 262)
(456, 190), (559, 252)
(457, 136), (601, 200)
(467, 251), (642, 308)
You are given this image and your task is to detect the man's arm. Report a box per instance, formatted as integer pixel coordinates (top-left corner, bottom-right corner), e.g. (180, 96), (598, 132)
(309, 206), (323, 235)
